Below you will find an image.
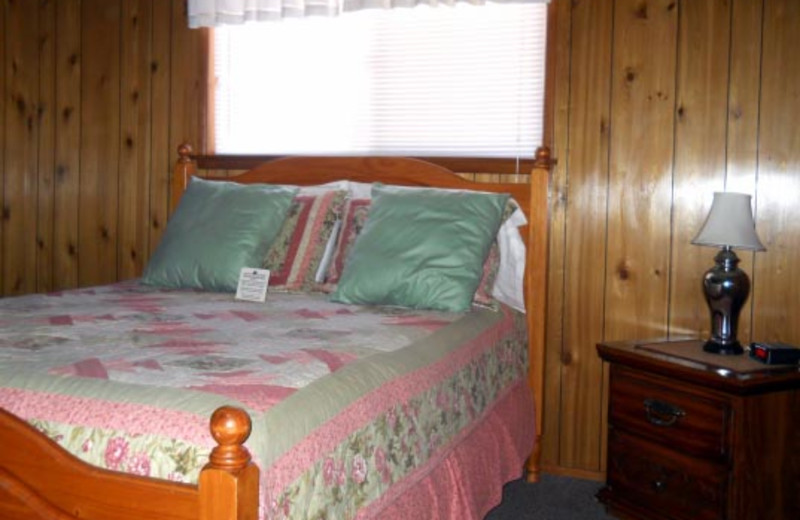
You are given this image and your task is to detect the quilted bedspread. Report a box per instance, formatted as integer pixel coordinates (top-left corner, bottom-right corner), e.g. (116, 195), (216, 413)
(0, 281), (533, 519)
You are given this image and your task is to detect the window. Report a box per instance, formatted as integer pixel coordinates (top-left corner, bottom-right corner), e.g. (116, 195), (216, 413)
(212, 3), (547, 158)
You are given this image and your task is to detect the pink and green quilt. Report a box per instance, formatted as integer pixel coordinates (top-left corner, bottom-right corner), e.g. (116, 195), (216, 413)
(0, 281), (534, 519)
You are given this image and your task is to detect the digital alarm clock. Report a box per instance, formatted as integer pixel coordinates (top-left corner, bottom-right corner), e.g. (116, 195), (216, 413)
(749, 342), (800, 365)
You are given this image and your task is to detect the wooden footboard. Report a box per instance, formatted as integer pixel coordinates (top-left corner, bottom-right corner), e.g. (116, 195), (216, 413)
(0, 406), (258, 520)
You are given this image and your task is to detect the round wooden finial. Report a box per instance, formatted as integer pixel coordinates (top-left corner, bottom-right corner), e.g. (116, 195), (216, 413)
(533, 146), (552, 169)
(177, 143), (193, 163)
(208, 406), (252, 470)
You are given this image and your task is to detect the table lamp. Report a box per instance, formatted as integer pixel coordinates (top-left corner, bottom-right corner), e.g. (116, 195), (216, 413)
(691, 192), (765, 355)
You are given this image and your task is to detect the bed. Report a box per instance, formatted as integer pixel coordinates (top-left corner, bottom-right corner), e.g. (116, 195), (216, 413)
(0, 145), (551, 520)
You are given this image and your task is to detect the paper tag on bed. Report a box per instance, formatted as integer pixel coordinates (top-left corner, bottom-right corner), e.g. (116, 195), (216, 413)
(235, 268), (270, 302)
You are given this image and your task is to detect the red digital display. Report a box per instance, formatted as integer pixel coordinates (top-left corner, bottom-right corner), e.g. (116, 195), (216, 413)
(755, 347), (767, 359)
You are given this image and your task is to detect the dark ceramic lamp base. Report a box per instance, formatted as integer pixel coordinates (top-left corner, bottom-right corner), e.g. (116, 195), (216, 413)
(701, 248), (749, 356)
(703, 339), (744, 356)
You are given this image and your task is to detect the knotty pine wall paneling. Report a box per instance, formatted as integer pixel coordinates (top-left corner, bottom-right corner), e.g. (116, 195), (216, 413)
(754, 0), (800, 342)
(37, 0), (56, 293)
(541, 0), (571, 477)
(605, 0), (677, 343)
(554, 0), (614, 474)
(0, 0), (203, 295)
(79, 0), (121, 287)
(169, 0), (207, 183)
(668, 0), (734, 338)
(53, 0), (82, 291)
(149, 0), (173, 257)
(0, 2), (5, 292)
(118, 0), (153, 280)
(3, 0), (40, 296)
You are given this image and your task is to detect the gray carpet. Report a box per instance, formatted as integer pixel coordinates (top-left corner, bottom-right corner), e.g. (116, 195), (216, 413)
(485, 474), (615, 520)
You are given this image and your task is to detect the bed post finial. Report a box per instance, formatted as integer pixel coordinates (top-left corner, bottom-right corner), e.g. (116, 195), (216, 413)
(533, 146), (552, 170)
(172, 144), (198, 212)
(199, 406), (259, 520)
(208, 406), (252, 470)
(178, 142), (194, 163)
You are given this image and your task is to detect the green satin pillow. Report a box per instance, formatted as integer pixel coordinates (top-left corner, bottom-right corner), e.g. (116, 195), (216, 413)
(142, 177), (298, 292)
(331, 184), (509, 312)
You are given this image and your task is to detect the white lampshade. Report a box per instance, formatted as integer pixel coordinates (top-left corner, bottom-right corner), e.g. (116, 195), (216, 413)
(692, 192), (765, 251)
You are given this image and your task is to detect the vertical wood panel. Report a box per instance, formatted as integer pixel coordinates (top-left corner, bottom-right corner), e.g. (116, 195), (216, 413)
(2, 0), (39, 295)
(542, 0), (571, 471)
(668, 0), (731, 337)
(753, 0), (800, 342)
(169, 0), (207, 210)
(78, 0), (121, 286)
(0, 1), (5, 284)
(558, 0), (614, 471)
(37, 0), (57, 292)
(725, 0), (764, 342)
(53, 0), (82, 290)
(118, 0), (152, 279)
(604, 0), (677, 341)
(149, 0), (172, 256)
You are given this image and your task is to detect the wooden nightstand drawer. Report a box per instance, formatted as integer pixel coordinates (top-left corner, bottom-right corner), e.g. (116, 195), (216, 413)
(598, 339), (800, 520)
(605, 430), (727, 520)
(609, 366), (730, 461)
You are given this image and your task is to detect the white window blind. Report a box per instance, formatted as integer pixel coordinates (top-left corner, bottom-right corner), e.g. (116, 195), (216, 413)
(213, 3), (547, 158)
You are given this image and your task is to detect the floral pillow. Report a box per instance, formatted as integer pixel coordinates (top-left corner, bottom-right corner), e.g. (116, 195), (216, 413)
(264, 190), (347, 293)
(321, 198), (372, 292)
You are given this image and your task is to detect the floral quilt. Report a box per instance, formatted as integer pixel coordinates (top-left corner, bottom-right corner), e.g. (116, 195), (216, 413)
(0, 281), (532, 519)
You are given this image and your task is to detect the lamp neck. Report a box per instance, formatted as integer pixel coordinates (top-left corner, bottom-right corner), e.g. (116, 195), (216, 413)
(714, 246), (740, 271)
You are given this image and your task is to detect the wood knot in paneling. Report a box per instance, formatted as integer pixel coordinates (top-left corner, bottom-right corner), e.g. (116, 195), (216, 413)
(151, 217), (160, 229)
(16, 95), (26, 115)
(100, 226), (110, 240)
(561, 350), (573, 366)
(68, 53), (79, 66)
(56, 165), (67, 181)
(150, 61), (159, 73)
(600, 117), (609, 135)
(125, 135), (134, 148)
(62, 106), (73, 121)
(2, 205), (10, 221)
(67, 243), (77, 256)
(635, 3), (648, 19)
(130, 249), (137, 260)
(624, 67), (637, 84)
(616, 260), (632, 281)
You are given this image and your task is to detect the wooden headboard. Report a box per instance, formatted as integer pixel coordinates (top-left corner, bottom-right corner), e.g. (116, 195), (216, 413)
(172, 144), (552, 480)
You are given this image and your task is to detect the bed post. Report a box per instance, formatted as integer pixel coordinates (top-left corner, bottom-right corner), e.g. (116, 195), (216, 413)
(198, 407), (259, 520)
(172, 143), (198, 212)
(525, 146), (551, 483)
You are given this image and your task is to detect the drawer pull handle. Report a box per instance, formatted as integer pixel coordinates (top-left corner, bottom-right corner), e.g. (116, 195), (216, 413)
(643, 398), (685, 427)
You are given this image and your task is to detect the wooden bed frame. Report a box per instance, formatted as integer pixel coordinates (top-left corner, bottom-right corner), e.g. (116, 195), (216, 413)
(0, 146), (551, 520)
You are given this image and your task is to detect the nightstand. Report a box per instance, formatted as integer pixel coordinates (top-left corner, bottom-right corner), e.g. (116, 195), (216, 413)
(596, 339), (800, 520)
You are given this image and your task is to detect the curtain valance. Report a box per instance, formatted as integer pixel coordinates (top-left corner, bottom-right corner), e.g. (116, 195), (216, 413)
(188, 0), (549, 28)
